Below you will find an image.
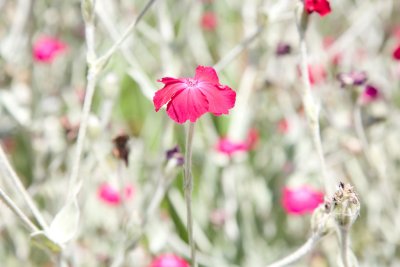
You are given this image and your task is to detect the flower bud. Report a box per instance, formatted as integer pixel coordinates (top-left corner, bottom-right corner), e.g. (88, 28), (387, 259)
(311, 202), (332, 236)
(81, 0), (95, 24)
(330, 182), (360, 229)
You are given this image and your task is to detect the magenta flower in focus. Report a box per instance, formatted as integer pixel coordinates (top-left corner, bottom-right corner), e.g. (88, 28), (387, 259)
(98, 183), (134, 206)
(150, 254), (189, 267)
(305, 0), (331, 17)
(201, 11), (217, 31)
(33, 36), (67, 63)
(282, 186), (324, 215)
(360, 85), (380, 104)
(154, 66), (236, 124)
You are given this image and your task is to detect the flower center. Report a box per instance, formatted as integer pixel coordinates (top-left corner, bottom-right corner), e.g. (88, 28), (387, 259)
(185, 78), (198, 88)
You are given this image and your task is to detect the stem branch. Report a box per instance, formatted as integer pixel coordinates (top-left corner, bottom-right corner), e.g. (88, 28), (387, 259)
(265, 233), (322, 267)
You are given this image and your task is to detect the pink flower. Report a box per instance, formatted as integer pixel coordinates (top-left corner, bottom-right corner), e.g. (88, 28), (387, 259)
(282, 186), (324, 215)
(305, 0), (331, 17)
(153, 66), (236, 124)
(201, 11), (217, 31)
(32, 36), (67, 63)
(215, 138), (248, 156)
(98, 183), (134, 206)
(277, 118), (290, 134)
(215, 129), (258, 156)
(323, 37), (342, 65)
(392, 44), (400, 61)
(360, 85), (380, 104)
(308, 64), (327, 85)
(298, 64), (327, 86)
(150, 254), (189, 267)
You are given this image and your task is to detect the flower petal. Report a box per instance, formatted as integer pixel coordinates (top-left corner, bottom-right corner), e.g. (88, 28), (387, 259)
(153, 78), (186, 111)
(198, 84), (236, 115)
(166, 88), (209, 124)
(194, 66), (219, 84)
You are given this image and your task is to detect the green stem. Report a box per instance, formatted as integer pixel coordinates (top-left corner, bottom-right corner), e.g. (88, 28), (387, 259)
(184, 122), (196, 267)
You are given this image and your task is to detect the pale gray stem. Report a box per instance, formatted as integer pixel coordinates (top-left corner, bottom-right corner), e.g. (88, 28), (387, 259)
(213, 26), (263, 72)
(98, 0), (159, 64)
(295, 9), (332, 194)
(339, 228), (350, 267)
(0, 186), (39, 232)
(184, 122), (197, 267)
(67, 70), (98, 199)
(265, 233), (321, 267)
(68, 1), (99, 199)
(0, 146), (48, 230)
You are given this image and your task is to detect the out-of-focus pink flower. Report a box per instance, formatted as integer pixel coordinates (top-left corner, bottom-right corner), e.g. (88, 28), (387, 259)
(282, 186), (324, 215)
(392, 44), (400, 61)
(298, 64), (327, 86)
(360, 85), (380, 104)
(323, 37), (342, 65)
(305, 0), (331, 17)
(215, 138), (248, 156)
(277, 118), (290, 134)
(201, 11), (217, 31)
(32, 36), (67, 63)
(154, 66), (236, 124)
(98, 183), (134, 206)
(308, 64), (327, 85)
(392, 26), (400, 41)
(150, 254), (189, 267)
(246, 128), (259, 149)
(215, 129), (258, 156)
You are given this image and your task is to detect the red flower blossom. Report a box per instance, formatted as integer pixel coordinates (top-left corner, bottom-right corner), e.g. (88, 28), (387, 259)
(305, 0), (331, 17)
(201, 11), (217, 31)
(150, 254), (189, 267)
(392, 44), (400, 61)
(32, 36), (67, 63)
(282, 186), (324, 215)
(97, 183), (134, 206)
(154, 66), (236, 124)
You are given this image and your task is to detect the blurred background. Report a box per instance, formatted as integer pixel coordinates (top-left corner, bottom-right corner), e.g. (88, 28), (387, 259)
(0, 0), (400, 266)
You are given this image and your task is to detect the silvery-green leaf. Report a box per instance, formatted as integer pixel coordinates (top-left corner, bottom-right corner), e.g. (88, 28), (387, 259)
(47, 199), (80, 244)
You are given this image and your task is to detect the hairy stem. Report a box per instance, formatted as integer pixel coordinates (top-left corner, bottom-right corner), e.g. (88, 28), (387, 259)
(295, 8), (333, 194)
(184, 122), (196, 267)
(265, 233), (322, 267)
(67, 0), (99, 200)
(339, 228), (350, 267)
(0, 146), (48, 230)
